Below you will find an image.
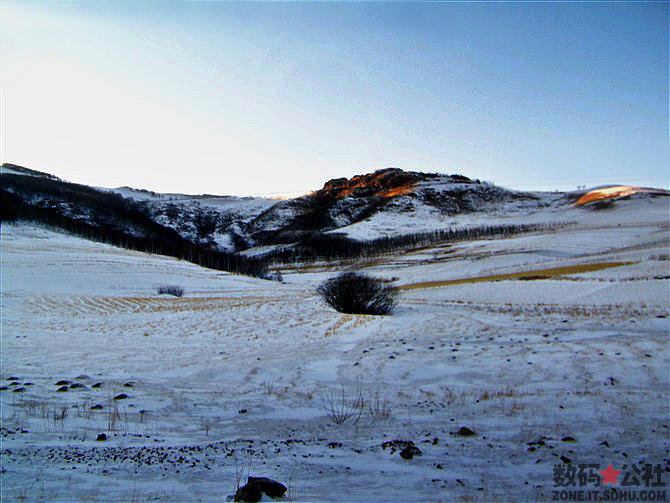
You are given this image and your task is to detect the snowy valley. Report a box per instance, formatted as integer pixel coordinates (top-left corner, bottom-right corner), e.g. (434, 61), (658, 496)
(1, 166), (669, 502)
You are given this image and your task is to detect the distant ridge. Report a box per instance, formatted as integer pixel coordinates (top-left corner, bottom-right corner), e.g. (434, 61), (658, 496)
(573, 185), (670, 206)
(1, 163), (61, 180)
(1, 163), (537, 254)
(13, 162), (661, 277)
(0, 165), (269, 278)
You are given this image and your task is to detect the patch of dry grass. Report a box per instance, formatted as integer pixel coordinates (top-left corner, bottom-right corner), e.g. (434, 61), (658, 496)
(399, 261), (636, 290)
(26, 295), (273, 316)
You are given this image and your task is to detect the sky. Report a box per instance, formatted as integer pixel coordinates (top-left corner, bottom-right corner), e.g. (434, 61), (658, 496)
(0, 1), (667, 197)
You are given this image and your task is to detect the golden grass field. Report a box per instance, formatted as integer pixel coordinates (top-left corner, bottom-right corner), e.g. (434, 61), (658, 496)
(399, 261), (636, 290)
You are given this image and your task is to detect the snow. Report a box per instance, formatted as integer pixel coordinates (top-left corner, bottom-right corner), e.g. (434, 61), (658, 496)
(100, 187), (280, 252)
(105, 187), (276, 213)
(332, 192), (669, 241)
(1, 195), (669, 502)
(1, 166), (40, 177)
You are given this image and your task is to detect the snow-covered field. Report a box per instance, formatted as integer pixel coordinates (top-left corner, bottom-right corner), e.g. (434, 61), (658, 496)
(1, 197), (668, 502)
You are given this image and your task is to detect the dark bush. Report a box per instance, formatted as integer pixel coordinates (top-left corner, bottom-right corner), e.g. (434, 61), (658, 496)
(588, 199), (616, 210)
(156, 285), (184, 297)
(267, 270), (283, 282)
(317, 272), (398, 315)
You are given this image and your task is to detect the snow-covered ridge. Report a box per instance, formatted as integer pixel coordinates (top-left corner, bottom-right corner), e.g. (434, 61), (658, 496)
(1, 163), (60, 180)
(3, 164), (545, 254)
(104, 186), (279, 252)
(3, 163), (668, 259)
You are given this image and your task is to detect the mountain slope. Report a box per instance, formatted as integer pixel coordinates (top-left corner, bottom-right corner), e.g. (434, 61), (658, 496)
(244, 168), (536, 246)
(1, 167), (269, 278)
(10, 163), (666, 271)
(2, 164), (539, 253)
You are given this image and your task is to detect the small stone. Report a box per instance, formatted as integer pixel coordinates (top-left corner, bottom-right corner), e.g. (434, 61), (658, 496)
(91, 404), (104, 410)
(400, 444), (422, 460)
(560, 455), (572, 464)
(234, 483), (262, 502)
(92, 382), (103, 388)
(238, 409), (248, 414)
(456, 426), (476, 437)
(247, 477), (287, 498)
(57, 386), (69, 392)
(55, 380), (70, 386)
(96, 433), (107, 441)
(561, 436), (576, 442)
(113, 393), (128, 400)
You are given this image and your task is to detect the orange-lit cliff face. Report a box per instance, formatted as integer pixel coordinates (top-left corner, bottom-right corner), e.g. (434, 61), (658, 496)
(574, 186), (670, 206)
(317, 168), (447, 201)
(377, 182), (417, 198)
(320, 169), (417, 200)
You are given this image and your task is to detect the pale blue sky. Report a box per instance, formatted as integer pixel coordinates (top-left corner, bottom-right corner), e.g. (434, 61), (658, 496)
(1, 1), (667, 196)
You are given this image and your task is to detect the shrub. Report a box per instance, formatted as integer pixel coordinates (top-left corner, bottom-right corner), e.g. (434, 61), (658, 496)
(317, 272), (398, 315)
(321, 382), (365, 425)
(588, 199), (616, 210)
(156, 285), (184, 297)
(267, 270), (283, 282)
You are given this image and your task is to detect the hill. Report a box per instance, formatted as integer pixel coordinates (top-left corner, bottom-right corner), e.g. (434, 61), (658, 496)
(1, 164), (538, 252)
(0, 165), (268, 278)
(3, 162), (667, 275)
